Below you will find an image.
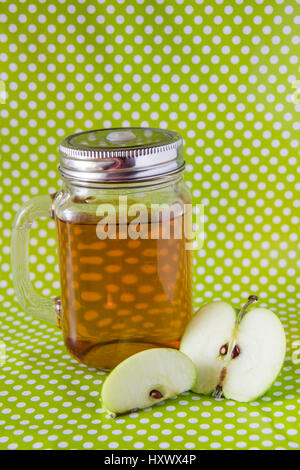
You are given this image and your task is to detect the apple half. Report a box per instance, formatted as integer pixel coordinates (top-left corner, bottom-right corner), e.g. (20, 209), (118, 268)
(101, 348), (197, 417)
(180, 296), (286, 402)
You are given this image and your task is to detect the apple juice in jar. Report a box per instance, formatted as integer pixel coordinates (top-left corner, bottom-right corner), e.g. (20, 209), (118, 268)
(55, 180), (193, 370)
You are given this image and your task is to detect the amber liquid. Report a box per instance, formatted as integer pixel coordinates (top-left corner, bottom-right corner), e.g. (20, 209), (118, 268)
(56, 215), (193, 369)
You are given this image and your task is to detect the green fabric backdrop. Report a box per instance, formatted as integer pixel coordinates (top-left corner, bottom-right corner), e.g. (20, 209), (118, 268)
(0, 0), (299, 450)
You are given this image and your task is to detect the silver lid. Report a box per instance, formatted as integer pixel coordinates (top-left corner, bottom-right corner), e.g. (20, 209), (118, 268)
(59, 127), (184, 183)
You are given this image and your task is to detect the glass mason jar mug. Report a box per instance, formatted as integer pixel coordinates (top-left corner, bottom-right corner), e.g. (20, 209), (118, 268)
(11, 128), (194, 370)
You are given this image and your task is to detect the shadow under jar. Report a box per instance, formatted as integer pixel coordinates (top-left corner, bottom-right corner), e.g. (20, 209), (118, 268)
(11, 128), (194, 370)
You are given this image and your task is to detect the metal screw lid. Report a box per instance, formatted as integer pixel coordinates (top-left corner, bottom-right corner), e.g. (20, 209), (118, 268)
(59, 127), (185, 183)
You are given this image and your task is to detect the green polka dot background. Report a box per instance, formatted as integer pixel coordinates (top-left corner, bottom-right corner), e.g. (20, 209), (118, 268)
(0, 0), (299, 450)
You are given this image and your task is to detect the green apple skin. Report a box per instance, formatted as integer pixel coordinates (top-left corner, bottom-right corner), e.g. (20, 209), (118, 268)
(180, 301), (286, 402)
(101, 348), (197, 417)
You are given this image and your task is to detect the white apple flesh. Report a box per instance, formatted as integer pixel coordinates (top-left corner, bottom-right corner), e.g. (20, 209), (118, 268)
(179, 301), (236, 394)
(223, 307), (286, 401)
(180, 297), (286, 402)
(101, 348), (197, 417)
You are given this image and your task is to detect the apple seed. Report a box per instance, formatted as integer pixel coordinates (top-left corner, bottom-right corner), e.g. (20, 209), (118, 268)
(150, 389), (164, 399)
(231, 344), (241, 359)
(219, 344), (228, 356)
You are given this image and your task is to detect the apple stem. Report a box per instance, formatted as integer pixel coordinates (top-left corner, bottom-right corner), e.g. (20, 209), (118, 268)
(213, 385), (223, 399)
(237, 295), (259, 324)
(213, 367), (227, 399)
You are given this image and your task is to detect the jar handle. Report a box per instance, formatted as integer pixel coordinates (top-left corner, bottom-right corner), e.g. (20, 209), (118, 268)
(11, 194), (60, 326)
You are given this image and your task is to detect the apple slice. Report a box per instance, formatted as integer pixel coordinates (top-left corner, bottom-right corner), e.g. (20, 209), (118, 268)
(222, 306), (286, 401)
(179, 301), (236, 394)
(180, 296), (286, 402)
(101, 348), (197, 417)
